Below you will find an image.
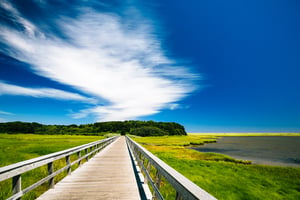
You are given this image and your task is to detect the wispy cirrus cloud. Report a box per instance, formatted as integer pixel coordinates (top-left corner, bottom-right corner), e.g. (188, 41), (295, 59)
(0, 0), (198, 121)
(0, 81), (96, 103)
(0, 110), (13, 115)
(0, 109), (13, 123)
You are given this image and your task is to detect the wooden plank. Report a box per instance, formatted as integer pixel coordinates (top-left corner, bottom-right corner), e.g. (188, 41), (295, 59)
(37, 137), (140, 200)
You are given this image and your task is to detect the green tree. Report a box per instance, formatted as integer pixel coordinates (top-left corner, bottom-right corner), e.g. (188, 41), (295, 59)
(130, 126), (168, 137)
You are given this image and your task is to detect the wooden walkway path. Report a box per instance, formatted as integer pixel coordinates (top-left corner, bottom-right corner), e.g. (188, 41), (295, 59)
(37, 137), (141, 200)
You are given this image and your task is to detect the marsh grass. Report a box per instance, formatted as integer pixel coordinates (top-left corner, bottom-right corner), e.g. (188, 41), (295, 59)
(153, 176), (176, 199)
(0, 134), (105, 167)
(0, 134), (106, 200)
(0, 179), (11, 200)
(133, 135), (300, 200)
(132, 135), (218, 146)
(143, 161), (177, 199)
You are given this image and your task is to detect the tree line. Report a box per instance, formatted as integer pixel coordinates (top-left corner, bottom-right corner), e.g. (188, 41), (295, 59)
(0, 121), (187, 136)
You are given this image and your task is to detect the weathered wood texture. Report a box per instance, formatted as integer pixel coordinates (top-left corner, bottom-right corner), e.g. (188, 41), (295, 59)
(126, 136), (217, 200)
(37, 137), (140, 200)
(1, 136), (117, 200)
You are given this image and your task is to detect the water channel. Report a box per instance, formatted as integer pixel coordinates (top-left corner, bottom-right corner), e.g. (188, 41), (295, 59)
(193, 136), (300, 167)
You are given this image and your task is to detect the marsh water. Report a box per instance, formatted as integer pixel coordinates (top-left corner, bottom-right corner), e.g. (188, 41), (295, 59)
(193, 136), (300, 167)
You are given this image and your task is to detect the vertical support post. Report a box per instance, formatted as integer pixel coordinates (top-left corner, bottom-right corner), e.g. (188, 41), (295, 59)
(155, 170), (162, 190)
(12, 174), (21, 199)
(90, 146), (93, 157)
(133, 146), (138, 160)
(144, 161), (151, 184)
(48, 162), (54, 188)
(85, 149), (89, 162)
(175, 192), (183, 200)
(66, 155), (71, 175)
(153, 170), (162, 200)
(137, 153), (142, 169)
(138, 152), (143, 166)
(77, 151), (81, 167)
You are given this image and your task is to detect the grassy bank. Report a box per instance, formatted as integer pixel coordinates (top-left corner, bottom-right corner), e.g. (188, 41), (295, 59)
(0, 134), (107, 199)
(133, 135), (300, 200)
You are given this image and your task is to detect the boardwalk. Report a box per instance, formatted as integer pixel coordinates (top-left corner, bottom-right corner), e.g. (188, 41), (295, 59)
(37, 137), (141, 200)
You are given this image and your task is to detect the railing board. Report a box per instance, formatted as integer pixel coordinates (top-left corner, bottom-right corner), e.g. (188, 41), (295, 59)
(0, 136), (117, 199)
(126, 136), (217, 200)
(0, 137), (115, 181)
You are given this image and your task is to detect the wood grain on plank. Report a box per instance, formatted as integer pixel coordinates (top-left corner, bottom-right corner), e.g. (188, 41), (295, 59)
(37, 137), (140, 200)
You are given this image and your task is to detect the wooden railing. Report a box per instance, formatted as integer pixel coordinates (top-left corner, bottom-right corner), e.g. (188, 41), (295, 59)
(0, 136), (118, 200)
(126, 136), (217, 200)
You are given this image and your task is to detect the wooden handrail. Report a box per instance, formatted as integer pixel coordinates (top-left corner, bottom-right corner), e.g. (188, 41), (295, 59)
(0, 136), (118, 200)
(126, 136), (217, 200)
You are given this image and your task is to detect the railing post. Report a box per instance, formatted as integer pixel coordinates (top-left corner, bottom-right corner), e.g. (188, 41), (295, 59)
(152, 170), (162, 200)
(48, 162), (54, 188)
(90, 147), (93, 156)
(175, 192), (183, 200)
(77, 151), (82, 167)
(133, 146), (139, 159)
(85, 149), (89, 162)
(138, 152), (143, 164)
(66, 155), (71, 175)
(144, 161), (151, 184)
(155, 170), (162, 190)
(12, 174), (21, 199)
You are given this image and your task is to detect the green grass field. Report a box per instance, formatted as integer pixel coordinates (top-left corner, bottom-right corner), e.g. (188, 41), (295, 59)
(0, 133), (107, 167)
(1, 133), (300, 200)
(133, 135), (300, 200)
(0, 134), (107, 200)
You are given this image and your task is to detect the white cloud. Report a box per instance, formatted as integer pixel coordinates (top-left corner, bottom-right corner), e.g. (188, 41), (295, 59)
(0, 0), (41, 37)
(0, 82), (96, 103)
(0, 110), (13, 115)
(0, 3), (198, 121)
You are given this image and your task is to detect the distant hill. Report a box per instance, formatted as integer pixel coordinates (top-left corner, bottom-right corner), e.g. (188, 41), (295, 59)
(0, 120), (187, 136)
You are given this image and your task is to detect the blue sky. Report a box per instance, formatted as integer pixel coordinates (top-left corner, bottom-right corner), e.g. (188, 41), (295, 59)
(0, 0), (299, 132)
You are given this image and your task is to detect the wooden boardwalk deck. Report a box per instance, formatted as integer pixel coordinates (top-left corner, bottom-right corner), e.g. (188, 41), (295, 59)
(37, 137), (141, 200)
